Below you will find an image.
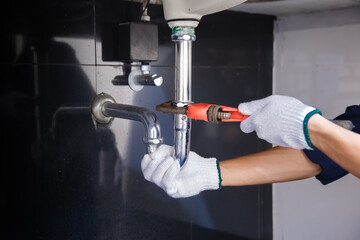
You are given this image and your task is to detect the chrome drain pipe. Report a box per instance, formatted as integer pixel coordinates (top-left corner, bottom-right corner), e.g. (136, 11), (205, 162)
(172, 27), (195, 166)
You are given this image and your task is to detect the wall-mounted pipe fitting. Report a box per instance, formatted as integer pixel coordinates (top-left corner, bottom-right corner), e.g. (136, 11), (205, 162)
(128, 64), (163, 91)
(91, 93), (163, 153)
(112, 63), (163, 92)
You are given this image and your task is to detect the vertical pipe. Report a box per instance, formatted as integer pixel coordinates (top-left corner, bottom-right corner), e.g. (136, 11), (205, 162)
(173, 34), (194, 166)
(174, 114), (191, 166)
(175, 41), (192, 103)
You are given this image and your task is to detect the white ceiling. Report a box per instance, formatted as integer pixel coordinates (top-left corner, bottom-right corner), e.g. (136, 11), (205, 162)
(231, 0), (360, 15)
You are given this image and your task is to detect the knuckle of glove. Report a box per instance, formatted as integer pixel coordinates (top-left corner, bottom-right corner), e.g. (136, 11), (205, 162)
(163, 162), (180, 196)
(150, 144), (174, 160)
(150, 156), (174, 185)
(143, 168), (152, 181)
(163, 161), (180, 183)
(256, 127), (267, 140)
(141, 154), (151, 172)
(238, 103), (251, 115)
(165, 185), (178, 197)
(143, 157), (162, 181)
(240, 121), (252, 133)
(253, 117), (270, 140)
(240, 116), (257, 133)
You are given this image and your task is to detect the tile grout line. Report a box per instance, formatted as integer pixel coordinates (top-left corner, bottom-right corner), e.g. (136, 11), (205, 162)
(93, 0), (98, 93)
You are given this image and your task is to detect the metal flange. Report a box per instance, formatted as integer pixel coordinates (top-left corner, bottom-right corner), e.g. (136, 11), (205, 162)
(91, 92), (116, 125)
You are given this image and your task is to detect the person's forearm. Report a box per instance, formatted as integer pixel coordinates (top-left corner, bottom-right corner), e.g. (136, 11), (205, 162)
(308, 114), (360, 178)
(220, 147), (321, 186)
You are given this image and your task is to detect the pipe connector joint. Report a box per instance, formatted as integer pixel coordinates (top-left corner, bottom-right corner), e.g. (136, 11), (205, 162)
(171, 26), (196, 42)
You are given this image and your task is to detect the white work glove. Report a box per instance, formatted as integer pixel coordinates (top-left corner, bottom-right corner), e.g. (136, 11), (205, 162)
(238, 95), (321, 150)
(141, 144), (221, 198)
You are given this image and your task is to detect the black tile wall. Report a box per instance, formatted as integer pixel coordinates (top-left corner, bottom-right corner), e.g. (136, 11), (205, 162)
(1, 1), (95, 65)
(1, 0), (274, 239)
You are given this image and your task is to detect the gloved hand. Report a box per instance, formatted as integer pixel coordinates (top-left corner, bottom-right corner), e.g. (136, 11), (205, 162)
(141, 144), (221, 198)
(238, 95), (321, 150)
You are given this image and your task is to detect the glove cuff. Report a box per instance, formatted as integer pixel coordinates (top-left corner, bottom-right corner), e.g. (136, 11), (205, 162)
(283, 105), (317, 149)
(198, 158), (221, 192)
(303, 109), (322, 149)
(296, 106), (316, 149)
(216, 160), (223, 189)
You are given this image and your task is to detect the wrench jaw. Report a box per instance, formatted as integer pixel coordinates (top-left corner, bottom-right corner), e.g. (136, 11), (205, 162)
(156, 101), (187, 115)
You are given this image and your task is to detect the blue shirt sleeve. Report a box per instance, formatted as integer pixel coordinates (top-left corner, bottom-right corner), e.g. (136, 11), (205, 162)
(303, 105), (360, 185)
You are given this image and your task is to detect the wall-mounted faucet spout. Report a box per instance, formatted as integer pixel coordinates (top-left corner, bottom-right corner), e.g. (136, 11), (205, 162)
(102, 102), (162, 153)
(91, 93), (162, 153)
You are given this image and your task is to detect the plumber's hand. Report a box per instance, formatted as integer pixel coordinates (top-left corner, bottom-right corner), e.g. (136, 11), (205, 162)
(141, 144), (221, 198)
(238, 95), (321, 150)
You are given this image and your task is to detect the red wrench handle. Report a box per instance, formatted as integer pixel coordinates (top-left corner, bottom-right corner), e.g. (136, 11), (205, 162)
(187, 103), (249, 122)
(220, 106), (249, 122)
(187, 103), (213, 121)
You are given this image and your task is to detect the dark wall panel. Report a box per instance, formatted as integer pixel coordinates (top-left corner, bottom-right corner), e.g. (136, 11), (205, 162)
(1, 1), (274, 239)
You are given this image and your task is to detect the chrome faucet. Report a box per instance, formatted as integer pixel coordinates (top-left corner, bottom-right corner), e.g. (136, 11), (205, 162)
(91, 93), (162, 153)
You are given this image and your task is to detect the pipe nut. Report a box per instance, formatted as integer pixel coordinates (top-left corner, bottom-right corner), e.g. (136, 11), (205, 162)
(143, 137), (163, 145)
(91, 93), (116, 125)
